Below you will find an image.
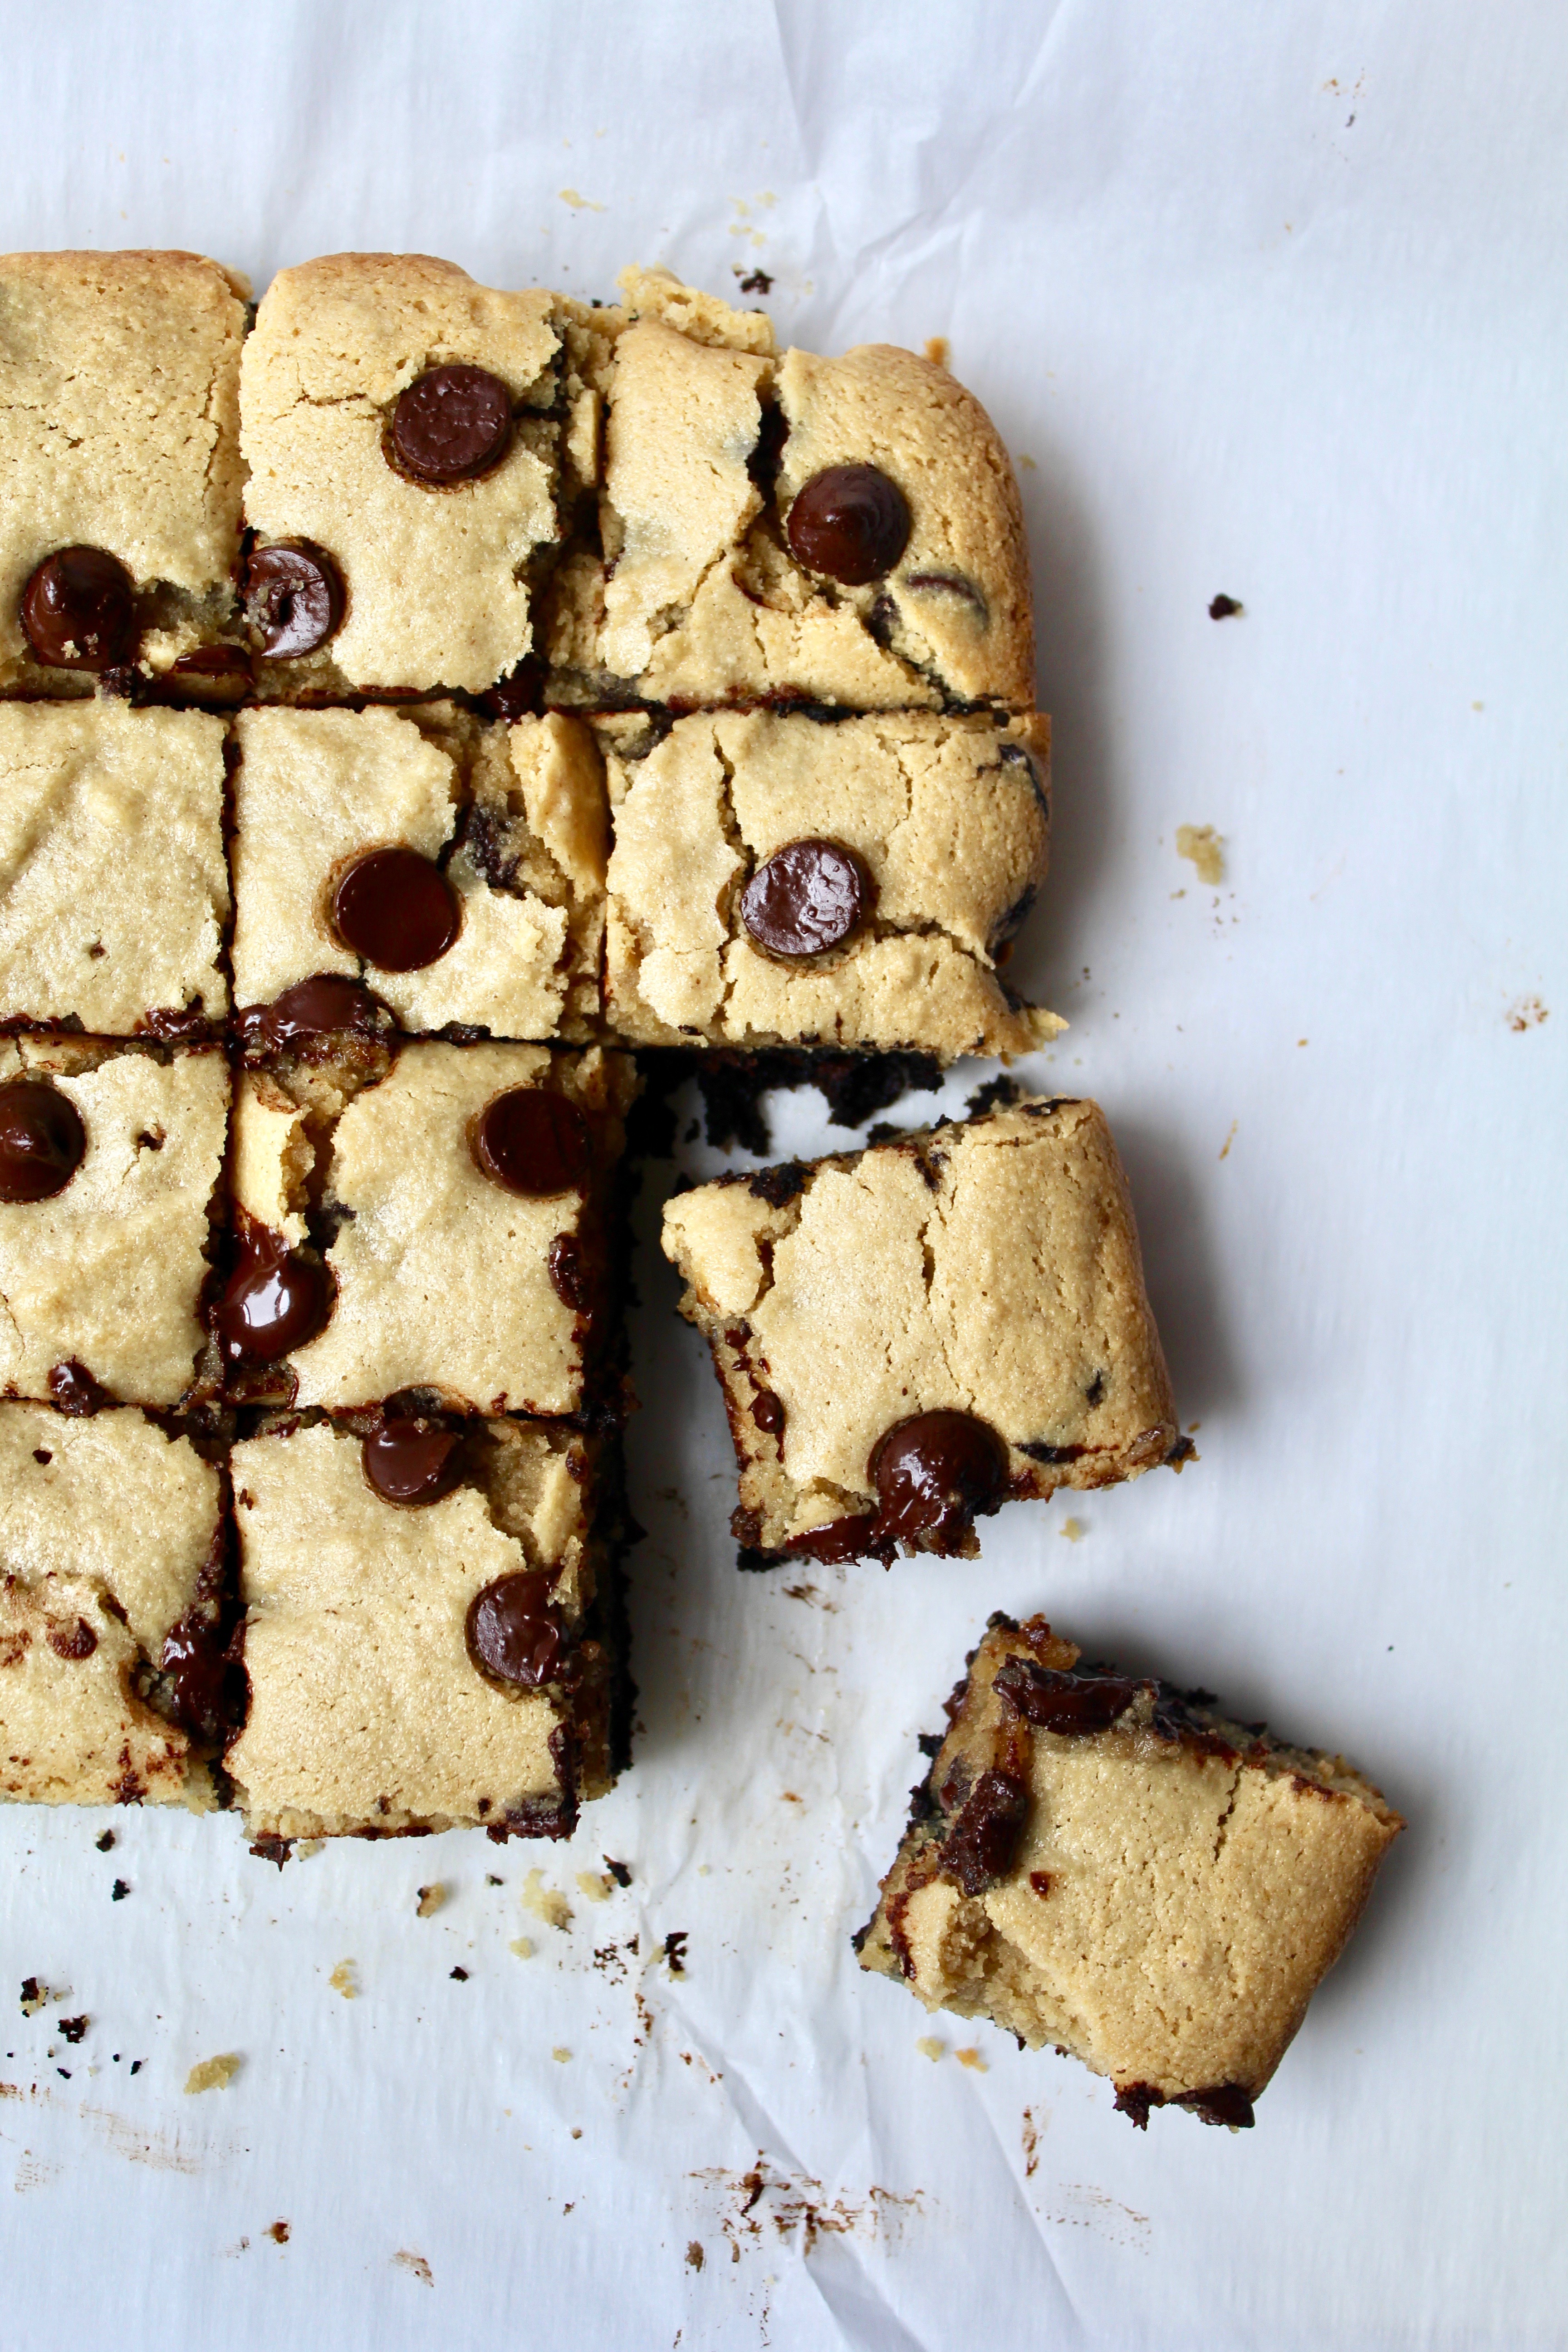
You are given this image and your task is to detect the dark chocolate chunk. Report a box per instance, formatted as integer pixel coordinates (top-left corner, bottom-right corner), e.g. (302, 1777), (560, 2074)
(868, 1411), (1009, 1550)
(391, 365), (512, 485)
(747, 1160), (808, 1208)
(1113, 2082), (1161, 2130)
(547, 1233), (591, 1314)
(786, 465), (911, 585)
(211, 1219), (333, 1366)
(740, 839), (873, 959)
(790, 1510), (890, 1565)
(965, 1073), (1024, 1119)
(1208, 593), (1244, 620)
(604, 1857), (632, 1886)
(362, 1416), (462, 1508)
(465, 1571), (565, 1687)
(472, 1089), (591, 1197)
(1181, 2083), (1255, 2128)
(477, 656), (544, 722)
(738, 267), (774, 295)
(237, 974), (384, 1053)
(168, 645), (252, 680)
(993, 1655), (1143, 1736)
(1028, 1870), (1053, 1898)
(942, 1767), (1030, 1894)
(0, 1080), (86, 1203)
(747, 397), (788, 494)
(47, 1360), (110, 1417)
(47, 1617), (98, 1662)
(1018, 1441), (1085, 1465)
(19, 547), (137, 669)
(331, 847), (459, 972)
(58, 2014), (88, 2044)
(160, 1578), (243, 1744)
(244, 540), (345, 658)
(751, 1387), (785, 1436)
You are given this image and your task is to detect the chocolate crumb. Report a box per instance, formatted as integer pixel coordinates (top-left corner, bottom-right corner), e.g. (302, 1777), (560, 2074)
(737, 268), (773, 294)
(58, 2015), (88, 2044)
(1208, 593), (1244, 619)
(604, 1857), (632, 1886)
(111, 1878), (130, 1901)
(965, 1073), (1024, 1119)
(450, 1966), (469, 1982)
(95, 1829), (115, 1852)
(663, 1930), (689, 1976)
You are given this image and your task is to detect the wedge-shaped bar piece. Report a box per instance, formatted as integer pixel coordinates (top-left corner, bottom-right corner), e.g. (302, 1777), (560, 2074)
(858, 1613), (1404, 2126)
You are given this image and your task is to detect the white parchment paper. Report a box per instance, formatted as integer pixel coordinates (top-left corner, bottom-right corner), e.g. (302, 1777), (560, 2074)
(0, 4), (1564, 2345)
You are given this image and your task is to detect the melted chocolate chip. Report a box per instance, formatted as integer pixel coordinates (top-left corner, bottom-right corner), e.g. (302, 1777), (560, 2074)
(792, 1511), (887, 1565)
(20, 547), (137, 669)
(47, 1360), (111, 1416)
(237, 974), (383, 1053)
(477, 657), (544, 722)
(168, 645), (252, 680)
(331, 848), (460, 972)
(466, 1572), (565, 1687)
(751, 1388), (785, 1436)
(993, 1655), (1143, 1736)
(0, 1081), (87, 1203)
(160, 1610), (238, 1741)
(47, 1617), (98, 1662)
(244, 540), (345, 657)
(786, 464), (911, 585)
(904, 569), (986, 619)
(211, 1220), (333, 1366)
(942, 1767), (1030, 1895)
(1183, 2083), (1255, 2128)
(547, 1233), (591, 1314)
(1113, 2082), (1161, 2131)
(362, 1417), (463, 1508)
(391, 365), (512, 485)
(740, 839), (873, 959)
(472, 1090), (591, 1197)
(1017, 1440), (1085, 1465)
(868, 1411), (1009, 1550)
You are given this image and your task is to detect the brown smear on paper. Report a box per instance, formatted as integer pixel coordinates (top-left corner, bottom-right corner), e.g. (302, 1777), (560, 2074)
(393, 2249), (434, 2285)
(691, 2155), (921, 2263)
(1508, 995), (1548, 1032)
(1, 2080), (211, 2173)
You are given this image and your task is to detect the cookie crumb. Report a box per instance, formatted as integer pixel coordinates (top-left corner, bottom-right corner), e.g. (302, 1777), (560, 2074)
(956, 2047), (988, 2073)
(552, 2046), (572, 2063)
(19, 1978), (49, 2016)
(1176, 823), (1225, 884)
(509, 1937), (534, 1960)
(328, 1960), (358, 2000)
(184, 2053), (241, 2094)
(916, 2036), (945, 2062)
(415, 1884), (446, 1918)
(521, 1869), (572, 1931)
(576, 1871), (613, 1904)
(1059, 1517), (1085, 1543)
(924, 336), (950, 368)
(686, 2240), (706, 2270)
(558, 187), (605, 213)
(95, 1829), (115, 1853)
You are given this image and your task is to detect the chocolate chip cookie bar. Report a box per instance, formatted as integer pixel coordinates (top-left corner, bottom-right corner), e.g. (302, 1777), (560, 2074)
(858, 1613), (1404, 2127)
(546, 267), (1034, 713)
(0, 249), (249, 695)
(599, 708), (1057, 1057)
(214, 1042), (633, 1414)
(225, 1411), (621, 1846)
(0, 701), (230, 1035)
(239, 252), (611, 696)
(0, 1038), (227, 1410)
(0, 1401), (227, 1808)
(231, 705), (607, 1042)
(661, 1097), (1181, 1561)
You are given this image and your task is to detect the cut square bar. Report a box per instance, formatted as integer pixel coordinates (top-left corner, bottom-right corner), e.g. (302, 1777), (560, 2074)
(661, 1097), (1181, 1560)
(858, 1613), (1404, 2127)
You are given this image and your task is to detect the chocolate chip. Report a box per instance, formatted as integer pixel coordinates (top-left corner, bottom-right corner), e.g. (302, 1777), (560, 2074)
(547, 1233), (591, 1313)
(244, 540), (344, 658)
(362, 1417), (462, 1508)
(785, 465), (911, 585)
(331, 848), (459, 972)
(751, 1388), (785, 1437)
(1208, 594), (1244, 620)
(792, 1511), (887, 1565)
(47, 1359), (110, 1417)
(211, 1221), (333, 1366)
(31, 1449), (51, 1465)
(1181, 2083), (1255, 2128)
(238, 974), (384, 1052)
(993, 1655), (1143, 1736)
(942, 1767), (1030, 1894)
(47, 1618), (98, 1662)
(0, 1080), (86, 1203)
(19, 547), (137, 669)
(160, 1609), (240, 1741)
(168, 645), (252, 680)
(868, 1411), (1009, 1550)
(466, 1572), (565, 1687)
(740, 839), (873, 959)
(477, 657), (544, 722)
(472, 1090), (591, 1197)
(391, 365), (512, 485)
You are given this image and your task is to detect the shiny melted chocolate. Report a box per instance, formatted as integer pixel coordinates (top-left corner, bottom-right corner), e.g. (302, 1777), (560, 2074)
(362, 1416), (463, 1508)
(245, 540), (345, 657)
(211, 1219), (333, 1366)
(740, 839), (873, 958)
(465, 1571), (566, 1688)
(20, 546), (137, 668)
(391, 366), (512, 484)
(331, 847), (459, 971)
(472, 1090), (591, 1197)
(869, 1411), (1009, 1550)
(0, 1080), (87, 1203)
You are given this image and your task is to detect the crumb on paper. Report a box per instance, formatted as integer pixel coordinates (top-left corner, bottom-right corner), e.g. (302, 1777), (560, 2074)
(95, 1829), (115, 1852)
(1208, 593), (1244, 619)
(924, 335), (950, 368)
(1059, 1517), (1085, 1543)
(329, 1960), (358, 2000)
(522, 1869), (572, 1931)
(1219, 1120), (1239, 1161)
(1298, 1037), (1309, 1047)
(111, 1879), (130, 1901)
(393, 2250), (433, 2286)
(736, 268), (773, 295)
(58, 2015), (88, 2044)
(916, 2037), (945, 2062)
(686, 2240), (706, 2271)
(19, 1978), (51, 2017)
(604, 1857), (632, 1887)
(663, 1930), (689, 1977)
(558, 188), (605, 212)
(1176, 823), (1225, 884)
(510, 1936), (534, 1960)
(1017, 452), (1038, 471)
(184, 2053), (241, 2094)
(267, 2220), (290, 2245)
(1022, 2107), (1042, 2177)
(415, 1884), (446, 1918)
(956, 2047), (988, 2073)
(576, 1871), (614, 1904)
(552, 2047), (572, 2063)
(295, 1838), (324, 1859)
(1508, 995), (1548, 1032)
(690, 2157), (921, 2260)
(449, 1967), (469, 1983)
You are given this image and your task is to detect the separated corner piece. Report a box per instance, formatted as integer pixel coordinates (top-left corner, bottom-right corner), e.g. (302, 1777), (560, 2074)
(0, 249), (249, 696)
(660, 1095), (1183, 1562)
(225, 1411), (627, 1853)
(0, 1401), (230, 1809)
(857, 1613), (1404, 2127)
